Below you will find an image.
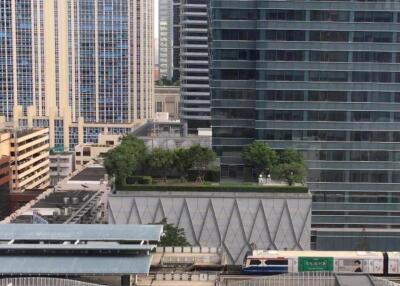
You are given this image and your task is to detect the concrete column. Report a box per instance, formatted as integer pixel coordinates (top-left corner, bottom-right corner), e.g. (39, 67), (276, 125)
(27, 106), (35, 128)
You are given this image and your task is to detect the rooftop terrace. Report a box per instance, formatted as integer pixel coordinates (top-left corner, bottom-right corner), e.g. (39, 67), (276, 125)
(118, 183), (308, 193)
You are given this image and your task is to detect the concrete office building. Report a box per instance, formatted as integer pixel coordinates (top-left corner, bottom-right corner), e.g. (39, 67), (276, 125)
(180, 0), (211, 132)
(3, 128), (50, 193)
(159, 0), (174, 79)
(9, 128), (50, 192)
(74, 133), (121, 169)
(155, 86), (180, 120)
(0, 0), (154, 150)
(0, 155), (11, 219)
(210, 1), (400, 249)
(0, 132), (11, 218)
(49, 152), (74, 186)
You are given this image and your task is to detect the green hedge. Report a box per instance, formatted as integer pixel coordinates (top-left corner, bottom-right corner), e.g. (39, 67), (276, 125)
(126, 176), (153, 185)
(118, 184), (308, 193)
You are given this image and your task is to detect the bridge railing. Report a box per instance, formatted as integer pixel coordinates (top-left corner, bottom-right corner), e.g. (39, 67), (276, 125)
(371, 276), (400, 286)
(225, 272), (337, 286)
(0, 277), (105, 286)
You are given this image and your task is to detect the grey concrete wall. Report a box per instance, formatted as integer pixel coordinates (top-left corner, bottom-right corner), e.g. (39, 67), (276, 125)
(108, 191), (312, 264)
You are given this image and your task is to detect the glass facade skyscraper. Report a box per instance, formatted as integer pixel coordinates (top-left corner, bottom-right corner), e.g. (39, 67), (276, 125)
(159, 0), (174, 79)
(0, 0), (153, 149)
(210, 0), (400, 249)
(68, 0), (154, 123)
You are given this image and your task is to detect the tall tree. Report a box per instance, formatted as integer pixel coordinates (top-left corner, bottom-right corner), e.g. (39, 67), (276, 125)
(272, 162), (306, 186)
(158, 218), (191, 247)
(242, 142), (277, 177)
(148, 148), (174, 182)
(272, 148), (306, 186)
(173, 148), (194, 181)
(277, 149), (304, 165)
(188, 145), (217, 182)
(103, 135), (147, 185)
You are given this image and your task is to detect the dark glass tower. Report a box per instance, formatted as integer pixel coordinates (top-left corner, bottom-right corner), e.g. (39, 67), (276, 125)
(180, 0), (211, 132)
(210, 0), (400, 249)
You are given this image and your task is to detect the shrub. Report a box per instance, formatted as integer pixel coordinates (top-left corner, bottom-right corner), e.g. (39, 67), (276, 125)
(126, 176), (153, 185)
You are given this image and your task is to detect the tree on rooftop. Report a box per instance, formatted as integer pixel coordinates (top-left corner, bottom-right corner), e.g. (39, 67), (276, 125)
(272, 149), (306, 186)
(188, 145), (217, 182)
(148, 148), (174, 182)
(271, 162), (306, 186)
(242, 142), (277, 178)
(277, 149), (304, 165)
(158, 218), (191, 247)
(103, 135), (147, 185)
(173, 148), (194, 181)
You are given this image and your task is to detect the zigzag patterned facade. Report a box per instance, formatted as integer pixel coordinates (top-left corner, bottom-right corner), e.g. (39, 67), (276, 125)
(108, 191), (312, 264)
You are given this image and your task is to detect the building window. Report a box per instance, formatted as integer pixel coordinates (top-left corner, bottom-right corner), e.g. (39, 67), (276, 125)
(156, 102), (163, 112)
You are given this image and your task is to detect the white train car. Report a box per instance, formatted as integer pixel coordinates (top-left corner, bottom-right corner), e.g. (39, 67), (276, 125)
(243, 250), (384, 275)
(387, 252), (400, 274)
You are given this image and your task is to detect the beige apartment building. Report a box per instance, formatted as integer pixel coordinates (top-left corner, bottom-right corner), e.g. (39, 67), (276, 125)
(0, 133), (10, 158)
(154, 86), (180, 120)
(0, 0), (154, 151)
(74, 134), (122, 169)
(9, 129), (50, 192)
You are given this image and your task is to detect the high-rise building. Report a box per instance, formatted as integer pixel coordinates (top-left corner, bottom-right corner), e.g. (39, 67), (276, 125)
(159, 0), (174, 79)
(180, 0), (210, 133)
(0, 0), (154, 150)
(210, 0), (400, 249)
(172, 0), (181, 81)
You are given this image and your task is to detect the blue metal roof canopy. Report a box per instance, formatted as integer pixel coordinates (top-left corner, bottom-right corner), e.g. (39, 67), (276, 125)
(0, 256), (152, 275)
(0, 243), (155, 251)
(0, 224), (163, 276)
(0, 224), (163, 242)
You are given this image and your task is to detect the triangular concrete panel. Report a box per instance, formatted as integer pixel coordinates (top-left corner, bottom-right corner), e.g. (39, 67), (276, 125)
(159, 197), (184, 225)
(178, 200), (197, 245)
(224, 202), (247, 263)
(211, 198), (235, 239)
(286, 199), (311, 242)
(262, 199), (285, 240)
(249, 203), (273, 250)
(236, 199), (259, 240)
(274, 202), (297, 250)
(186, 198), (211, 241)
(134, 197), (160, 224)
(198, 202), (221, 246)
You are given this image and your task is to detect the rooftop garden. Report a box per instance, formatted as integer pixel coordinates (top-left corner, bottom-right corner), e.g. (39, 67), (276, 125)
(103, 135), (307, 193)
(118, 184), (308, 193)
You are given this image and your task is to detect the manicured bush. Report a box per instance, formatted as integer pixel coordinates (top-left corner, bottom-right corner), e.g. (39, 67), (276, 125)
(119, 184), (308, 193)
(126, 176), (153, 185)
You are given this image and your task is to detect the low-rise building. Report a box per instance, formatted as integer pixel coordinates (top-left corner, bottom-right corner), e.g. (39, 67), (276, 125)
(74, 134), (121, 169)
(49, 152), (75, 186)
(132, 120), (211, 149)
(109, 185), (311, 264)
(155, 86), (180, 120)
(0, 155), (10, 219)
(9, 128), (50, 192)
(3, 164), (110, 224)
